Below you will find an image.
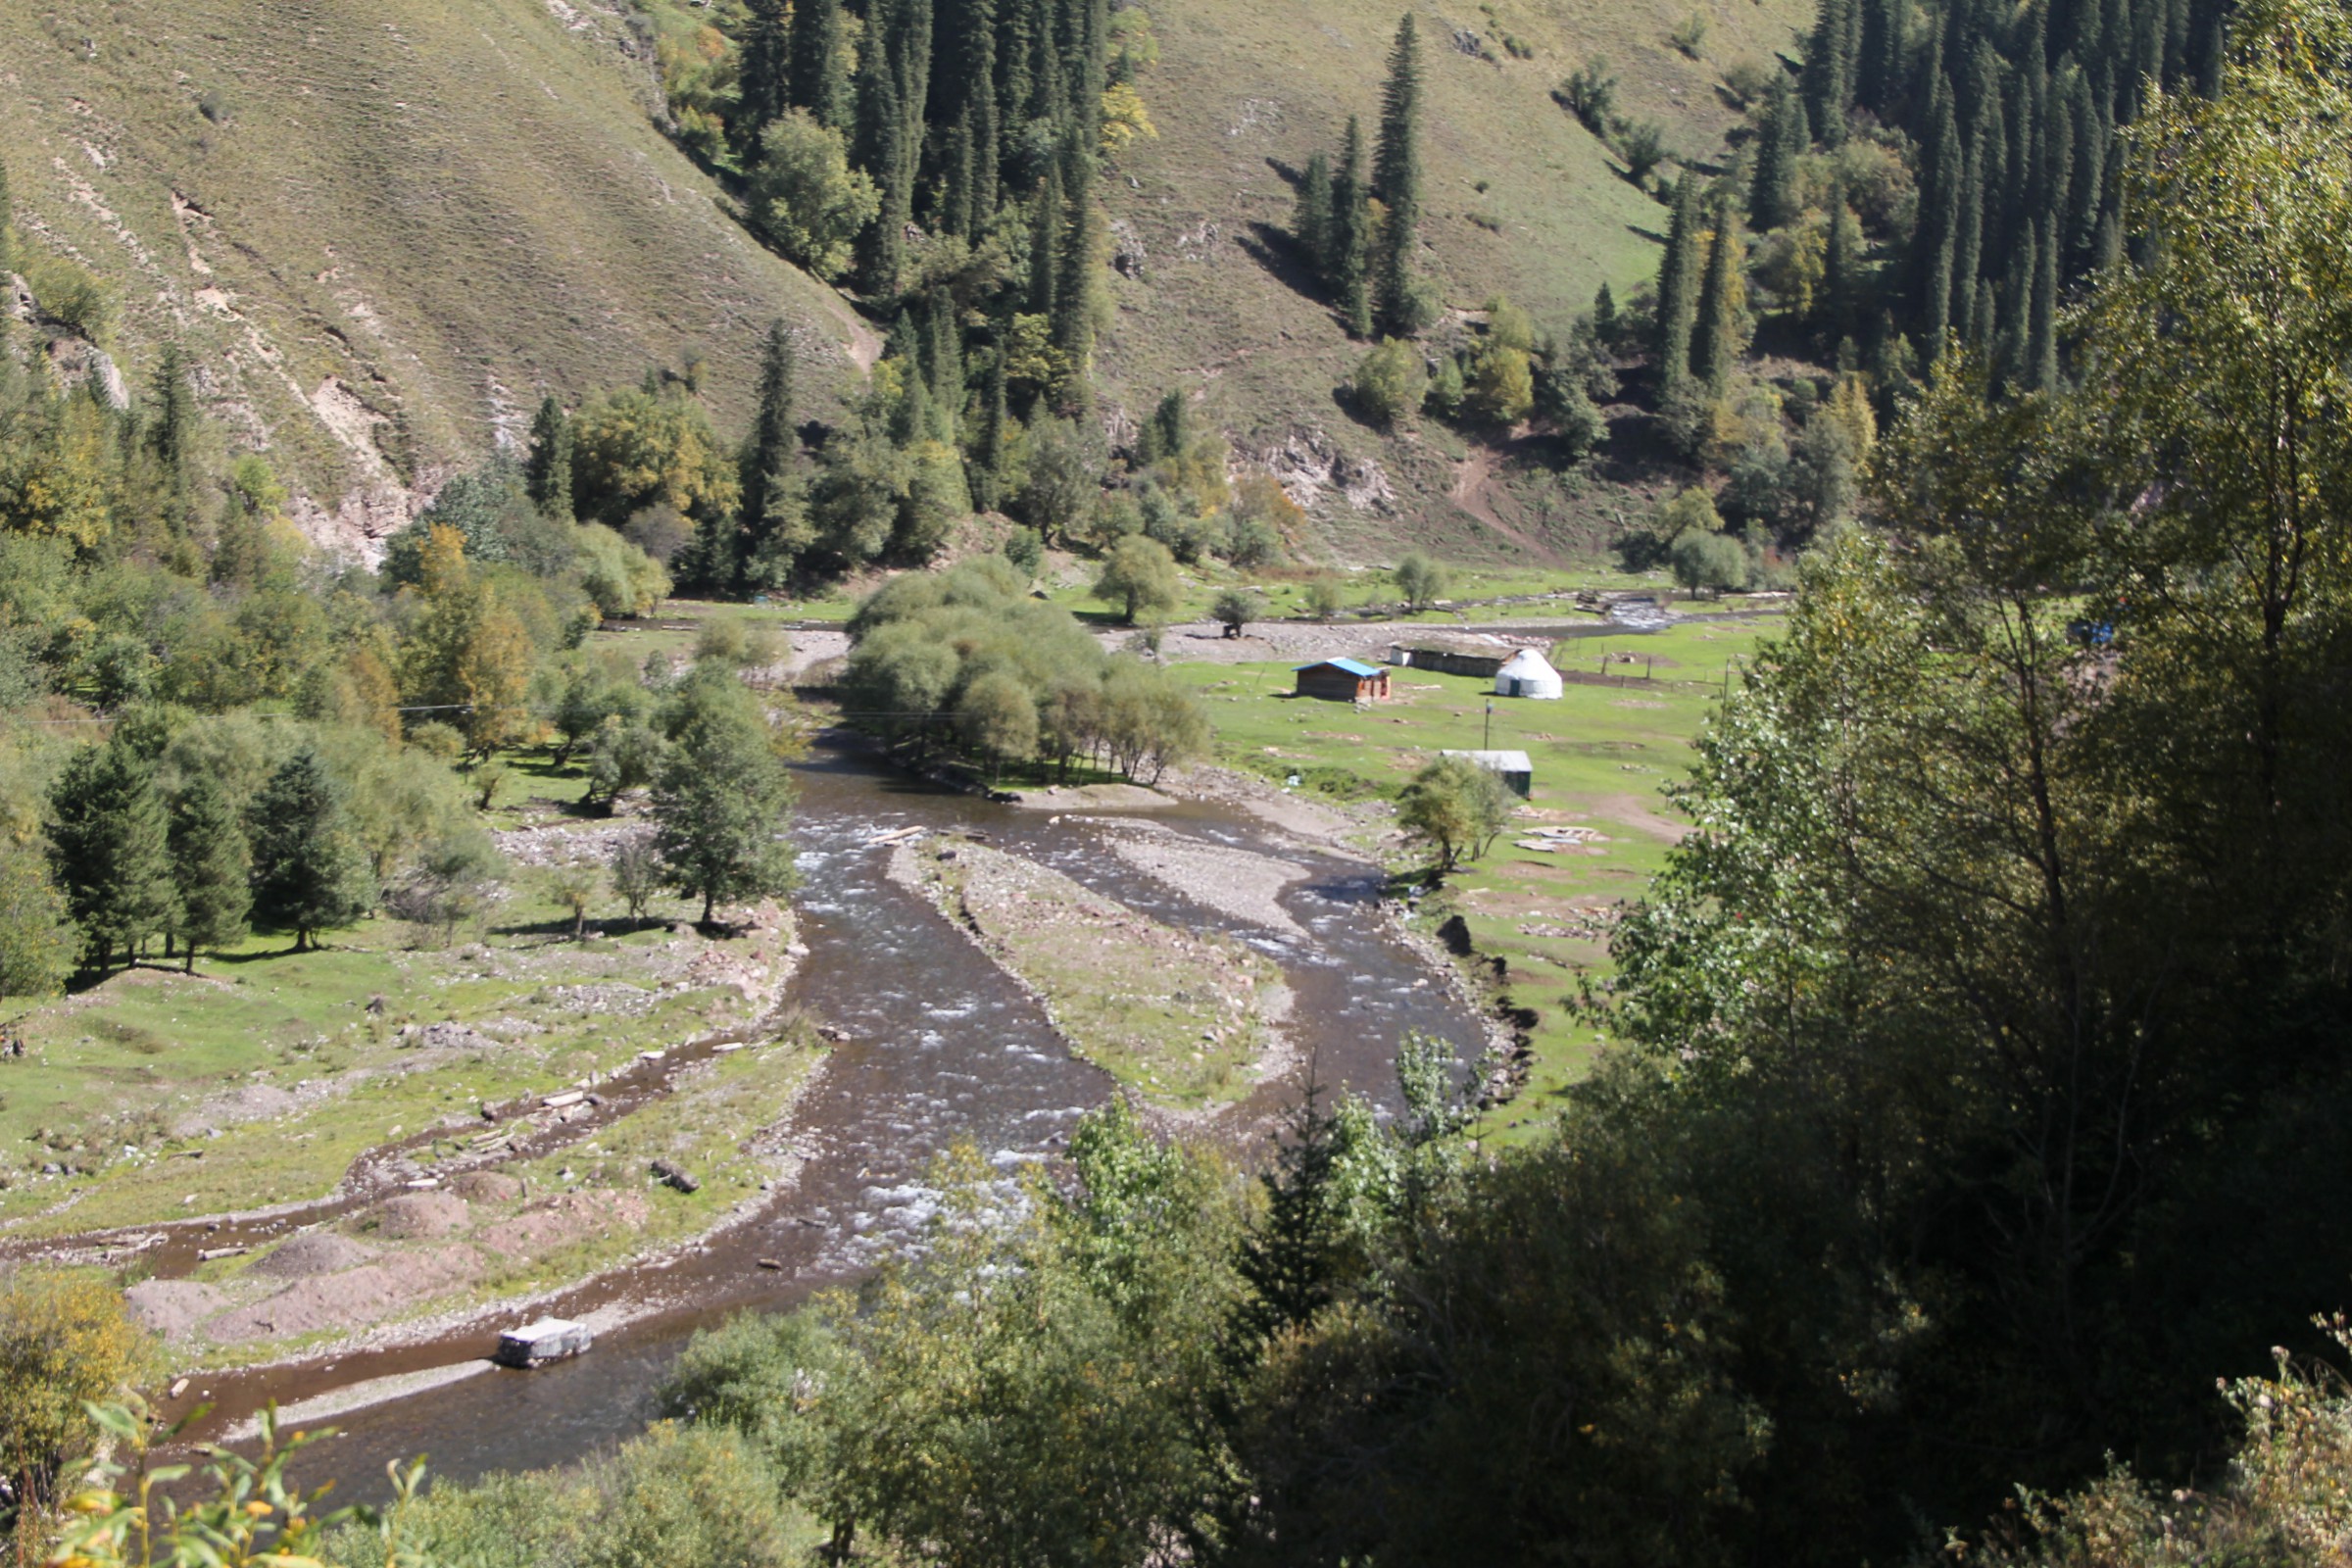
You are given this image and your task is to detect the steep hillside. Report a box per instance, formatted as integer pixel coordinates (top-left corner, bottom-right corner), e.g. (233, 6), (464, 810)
(1098, 0), (1812, 561)
(0, 0), (874, 557)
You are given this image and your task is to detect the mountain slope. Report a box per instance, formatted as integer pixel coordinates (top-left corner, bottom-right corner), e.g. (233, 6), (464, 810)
(1097, 0), (1811, 561)
(0, 0), (873, 555)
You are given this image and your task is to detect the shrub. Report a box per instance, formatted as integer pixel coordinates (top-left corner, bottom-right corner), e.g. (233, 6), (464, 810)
(1211, 587), (1267, 637)
(1094, 535), (1182, 623)
(21, 254), (114, 343)
(1003, 524), (1046, 577)
(1614, 120), (1668, 182)
(1305, 576), (1348, 619)
(1466, 346), (1536, 426)
(1668, 12), (1708, 57)
(1559, 55), (1618, 128)
(1351, 338), (1427, 429)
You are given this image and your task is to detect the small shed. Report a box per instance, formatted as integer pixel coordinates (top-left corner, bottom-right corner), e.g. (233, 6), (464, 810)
(1493, 648), (1563, 700)
(1295, 659), (1392, 702)
(1440, 749), (1535, 798)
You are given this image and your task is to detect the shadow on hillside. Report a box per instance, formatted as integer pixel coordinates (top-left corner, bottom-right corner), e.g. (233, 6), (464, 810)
(1237, 220), (1340, 318)
(1263, 156), (1305, 191)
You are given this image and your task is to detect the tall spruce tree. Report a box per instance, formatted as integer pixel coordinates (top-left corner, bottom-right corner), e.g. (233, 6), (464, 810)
(1052, 131), (1100, 407)
(1918, 75), (1961, 355)
(1804, 0), (1856, 145)
(149, 343), (195, 499)
(736, 320), (806, 588)
(168, 769), (250, 972)
(524, 396), (573, 521)
(1029, 157), (1064, 322)
(1822, 173), (1861, 342)
(1371, 14), (1425, 338)
(2027, 212), (2058, 389)
(1294, 151), (1333, 277)
(1330, 118), (1372, 337)
(248, 748), (374, 952)
(1750, 76), (1806, 230)
(855, 5), (908, 294)
(736, 0), (794, 154)
(973, 346), (1009, 510)
(790, 0), (852, 131)
(46, 741), (176, 973)
(1654, 173), (1703, 389)
(1952, 132), (1985, 343)
(1690, 186), (1746, 393)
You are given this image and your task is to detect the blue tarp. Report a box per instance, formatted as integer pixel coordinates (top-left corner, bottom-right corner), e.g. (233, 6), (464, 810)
(1297, 659), (1383, 677)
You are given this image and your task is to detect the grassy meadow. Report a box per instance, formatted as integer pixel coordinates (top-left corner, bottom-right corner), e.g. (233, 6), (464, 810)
(1167, 611), (1783, 1143)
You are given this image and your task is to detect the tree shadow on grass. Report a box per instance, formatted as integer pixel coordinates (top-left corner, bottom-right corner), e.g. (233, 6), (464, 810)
(1238, 220), (1342, 318)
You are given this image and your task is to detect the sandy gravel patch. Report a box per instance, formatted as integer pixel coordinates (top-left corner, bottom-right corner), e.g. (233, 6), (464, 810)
(1090, 822), (1311, 939)
(124, 1280), (228, 1339)
(251, 1232), (376, 1279)
(208, 1247), (485, 1343)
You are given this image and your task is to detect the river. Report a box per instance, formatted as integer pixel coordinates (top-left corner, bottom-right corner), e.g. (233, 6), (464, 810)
(175, 740), (1487, 1499)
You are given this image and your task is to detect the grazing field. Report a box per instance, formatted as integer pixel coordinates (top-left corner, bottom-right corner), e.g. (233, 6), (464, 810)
(1166, 611), (1783, 1142)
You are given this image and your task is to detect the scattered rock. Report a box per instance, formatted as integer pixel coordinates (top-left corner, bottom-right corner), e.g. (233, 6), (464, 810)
(477, 1189), (651, 1260)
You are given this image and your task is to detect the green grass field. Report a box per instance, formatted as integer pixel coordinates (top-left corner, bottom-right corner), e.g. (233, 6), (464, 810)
(0, 747), (782, 1238)
(1167, 612), (1782, 1144)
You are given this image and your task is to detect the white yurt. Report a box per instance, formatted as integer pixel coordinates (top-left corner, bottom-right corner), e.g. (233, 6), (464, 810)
(1494, 648), (1564, 699)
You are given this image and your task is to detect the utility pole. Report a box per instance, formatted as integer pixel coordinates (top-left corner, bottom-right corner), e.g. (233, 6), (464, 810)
(1484, 700), (1494, 750)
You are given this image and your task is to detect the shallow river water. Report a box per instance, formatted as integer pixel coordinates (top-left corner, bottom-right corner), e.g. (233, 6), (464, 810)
(184, 741), (1485, 1499)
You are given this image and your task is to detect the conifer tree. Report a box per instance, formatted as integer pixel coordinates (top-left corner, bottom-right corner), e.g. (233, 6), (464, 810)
(1592, 280), (1617, 343)
(1371, 14), (1425, 337)
(46, 742), (176, 973)
(736, 320), (805, 587)
(1804, 0), (1855, 145)
(1952, 132), (1984, 343)
(1029, 158), (1063, 321)
(970, 25), (1003, 226)
(1918, 77), (1960, 355)
(790, 0), (852, 131)
(2027, 212), (2058, 390)
(1052, 130), (1100, 410)
(1690, 187), (1746, 393)
(524, 396), (573, 521)
(1294, 152), (1333, 277)
(248, 748), (373, 953)
(856, 6), (908, 294)
(1822, 174), (1861, 342)
(1330, 118), (1372, 337)
(1654, 173), (1703, 390)
(149, 343), (195, 498)
(168, 769), (250, 972)
(1749, 76), (1805, 230)
(925, 288), (964, 436)
(972, 347), (1009, 510)
(737, 0), (794, 153)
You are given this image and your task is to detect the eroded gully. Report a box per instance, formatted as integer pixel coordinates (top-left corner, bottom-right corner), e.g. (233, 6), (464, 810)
(166, 739), (1486, 1499)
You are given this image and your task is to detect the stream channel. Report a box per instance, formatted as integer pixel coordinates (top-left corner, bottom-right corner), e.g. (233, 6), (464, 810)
(172, 739), (1487, 1500)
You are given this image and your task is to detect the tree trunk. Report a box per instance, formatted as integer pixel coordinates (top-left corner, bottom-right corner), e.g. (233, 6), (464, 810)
(702, 888), (716, 928)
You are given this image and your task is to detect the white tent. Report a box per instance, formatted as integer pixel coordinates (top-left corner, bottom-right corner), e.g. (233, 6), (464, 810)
(1493, 648), (1563, 699)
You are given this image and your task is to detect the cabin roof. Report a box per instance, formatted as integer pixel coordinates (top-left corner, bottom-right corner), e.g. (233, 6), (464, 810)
(1298, 658), (1384, 678)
